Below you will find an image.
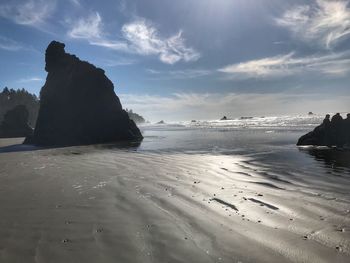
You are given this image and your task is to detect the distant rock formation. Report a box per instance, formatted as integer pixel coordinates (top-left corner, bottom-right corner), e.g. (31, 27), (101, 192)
(157, 120), (165, 124)
(24, 41), (142, 146)
(0, 105), (33, 138)
(220, 116), (228, 120)
(297, 113), (350, 147)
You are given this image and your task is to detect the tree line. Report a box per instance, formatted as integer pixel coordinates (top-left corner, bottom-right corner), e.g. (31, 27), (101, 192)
(0, 87), (39, 127)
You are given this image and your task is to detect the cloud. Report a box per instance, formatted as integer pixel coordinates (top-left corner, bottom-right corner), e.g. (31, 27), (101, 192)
(67, 12), (102, 39)
(0, 36), (24, 51)
(218, 51), (350, 79)
(276, 0), (350, 48)
(146, 69), (211, 79)
(67, 14), (200, 64)
(97, 58), (137, 67)
(120, 92), (350, 122)
(17, 77), (44, 83)
(121, 20), (200, 64)
(69, 0), (81, 6)
(0, 0), (55, 30)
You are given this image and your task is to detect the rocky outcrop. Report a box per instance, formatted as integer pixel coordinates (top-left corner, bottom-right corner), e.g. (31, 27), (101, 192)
(297, 113), (350, 147)
(0, 105), (33, 138)
(126, 109), (145, 124)
(24, 41), (142, 146)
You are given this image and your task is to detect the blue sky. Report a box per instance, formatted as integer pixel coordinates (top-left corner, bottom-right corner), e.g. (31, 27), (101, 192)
(0, 0), (349, 121)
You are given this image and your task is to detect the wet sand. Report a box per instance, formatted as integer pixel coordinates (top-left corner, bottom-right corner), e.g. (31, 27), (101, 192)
(0, 138), (349, 263)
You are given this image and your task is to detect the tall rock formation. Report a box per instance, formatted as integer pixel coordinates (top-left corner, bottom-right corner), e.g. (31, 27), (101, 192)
(24, 41), (142, 146)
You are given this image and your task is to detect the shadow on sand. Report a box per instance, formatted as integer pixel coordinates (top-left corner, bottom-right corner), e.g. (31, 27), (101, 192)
(0, 143), (44, 154)
(0, 139), (142, 155)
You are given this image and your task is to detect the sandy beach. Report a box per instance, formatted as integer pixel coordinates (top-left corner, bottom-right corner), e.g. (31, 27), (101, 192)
(0, 138), (349, 263)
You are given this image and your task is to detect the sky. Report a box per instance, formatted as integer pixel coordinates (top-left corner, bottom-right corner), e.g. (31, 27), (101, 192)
(0, 0), (349, 122)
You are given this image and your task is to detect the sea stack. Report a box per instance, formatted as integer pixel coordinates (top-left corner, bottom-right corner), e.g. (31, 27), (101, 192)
(24, 41), (142, 146)
(297, 113), (350, 147)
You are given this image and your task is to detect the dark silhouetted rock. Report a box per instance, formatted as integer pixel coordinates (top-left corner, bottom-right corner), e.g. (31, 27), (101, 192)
(308, 112), (314, 115)
(0, 105), (33, 138)
(220, 116), (228, 120)
(157, 120), (165, 124)
(24, 41), (142, 146)
(297, 113), (350, 147)
(126, 109), (145, 124)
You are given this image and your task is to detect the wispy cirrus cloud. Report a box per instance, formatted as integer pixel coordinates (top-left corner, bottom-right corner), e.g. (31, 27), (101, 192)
(67, 12), (103, 40)
(67, 13), (200, 64)
(0, 0), (55, 30)
(17, 77), (44, 83)
(121, 20), (200, 64)
(276, 0), (350, 49)
(0, 36), (24, 51)
(97, 58), (137, 67)
(69, 0), (81, 6)
(146, 68), (211, 79)
(219, 51), (350, 79)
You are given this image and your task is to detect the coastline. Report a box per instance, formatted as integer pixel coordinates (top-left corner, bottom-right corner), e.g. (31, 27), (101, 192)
(0, 138), (349, 262)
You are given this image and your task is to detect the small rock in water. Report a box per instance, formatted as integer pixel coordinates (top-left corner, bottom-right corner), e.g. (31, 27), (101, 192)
(62, 238), (70, 243)
(336, 246), (342, 252)
(303, 235), (308, 240)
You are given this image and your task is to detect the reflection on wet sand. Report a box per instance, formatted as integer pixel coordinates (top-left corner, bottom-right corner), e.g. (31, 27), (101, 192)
(299, 147), (350, 170)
